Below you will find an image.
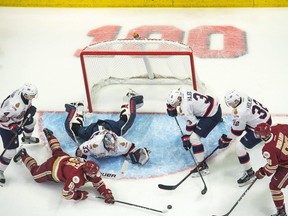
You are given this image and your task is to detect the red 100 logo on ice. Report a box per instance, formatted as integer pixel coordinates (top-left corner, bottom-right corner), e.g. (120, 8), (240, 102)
(75, 25), (247, 58)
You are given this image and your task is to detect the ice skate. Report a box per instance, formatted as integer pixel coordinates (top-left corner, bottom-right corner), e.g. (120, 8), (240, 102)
(64, 102), (84, 142)
(191, 161), (210, 178)
(13, 147), (28, 163)
(0, 170), (5, 186)
(21, 134), (39, 144)
(125, 88), (144, 109)
(237, 168), (256, 187)
(271, 205), (287, 216)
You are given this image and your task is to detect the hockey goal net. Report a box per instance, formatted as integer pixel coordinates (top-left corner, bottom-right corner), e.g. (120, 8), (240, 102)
(80, 39), (206, 112)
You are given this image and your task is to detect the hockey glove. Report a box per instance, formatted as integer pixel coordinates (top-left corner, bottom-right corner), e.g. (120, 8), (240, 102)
(181, 135), (192, 151)
(25, 106), (37, 119)
(101, 189), (115, 204)
(9, 123), (24, 135)
(166, 104), (177, 117)
(75, 190), (88, 200)
(218, 134), (232, 149)
(255, 167), (266, 179)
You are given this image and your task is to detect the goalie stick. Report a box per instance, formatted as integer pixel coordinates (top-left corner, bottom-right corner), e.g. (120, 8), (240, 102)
(158, 146), (219, 190)
(212, 178), (257, 216)
(96, 196), (168, 213)
(101, 160), (129, 179)
(174, 116), (208, 195)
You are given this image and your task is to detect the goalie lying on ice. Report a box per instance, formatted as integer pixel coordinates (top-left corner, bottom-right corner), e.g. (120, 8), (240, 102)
(64, 89), (150, 165)
(75, 129), (151, 165)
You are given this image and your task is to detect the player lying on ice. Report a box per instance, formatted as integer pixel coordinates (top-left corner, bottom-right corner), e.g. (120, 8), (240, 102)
(64, 89), (151, 166)
(13, 128), (114, 203)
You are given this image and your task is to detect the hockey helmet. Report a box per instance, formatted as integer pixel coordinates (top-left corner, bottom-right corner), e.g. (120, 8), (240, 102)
(167, 89), (181, 106)
(83, 160), (99, 177)
(103, 132), (117, 151)
(254, 123), (272, 140)
(224, 90), (241, 107)
(21, 83), (38, 99)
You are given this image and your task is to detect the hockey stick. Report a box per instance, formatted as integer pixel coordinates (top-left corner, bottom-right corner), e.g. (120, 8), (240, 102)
(101, 160), (129, 179)
(212, 178), (257, 216)
(173, 117), (208, 195)
(158, 146), (219, 190)
(0, 113), (31, 158)
(96, 196), (168, 213)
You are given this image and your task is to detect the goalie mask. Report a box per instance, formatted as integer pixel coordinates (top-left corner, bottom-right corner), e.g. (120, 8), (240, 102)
(103, 132), (117, 152)
(83, 160), (99, 177)
(21, 83), (38, 100)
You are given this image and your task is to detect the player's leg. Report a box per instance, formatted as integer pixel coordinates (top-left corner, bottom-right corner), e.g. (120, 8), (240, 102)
(64, 102), (84, 142)
(0, 129), (19, 185)
(21, 117), (39, 144)
(119, 89), (143, 136)
(236, 130), (261, 186)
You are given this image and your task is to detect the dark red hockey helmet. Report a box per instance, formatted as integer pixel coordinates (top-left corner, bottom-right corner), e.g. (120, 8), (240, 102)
(255, 123), (272, 140)
(83, 160), (99, 177)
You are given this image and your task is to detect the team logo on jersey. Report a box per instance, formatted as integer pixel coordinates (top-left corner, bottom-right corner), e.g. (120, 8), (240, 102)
(263, 151), (270, 159)
(233, 109), (238, 115)
(72, 176), (80, 184)
(15, 103), (20, 108)
(92, 144), (98, 148)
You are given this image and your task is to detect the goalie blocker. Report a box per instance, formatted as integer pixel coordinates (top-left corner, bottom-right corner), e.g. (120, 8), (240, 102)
(64, 89), (143, 143)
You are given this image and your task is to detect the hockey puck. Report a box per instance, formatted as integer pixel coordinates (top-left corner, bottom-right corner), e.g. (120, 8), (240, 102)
(167, 205), (172, 209)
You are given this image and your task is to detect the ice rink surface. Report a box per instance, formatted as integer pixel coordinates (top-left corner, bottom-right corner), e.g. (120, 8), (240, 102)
(1, 7), (288, 216)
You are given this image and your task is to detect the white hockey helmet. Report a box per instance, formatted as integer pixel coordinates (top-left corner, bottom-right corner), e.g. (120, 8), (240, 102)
(21, 83), (38, 99)
(103, 132), (117, 151)
(167, 89), (181, 106)
(224, 90), (241, 107)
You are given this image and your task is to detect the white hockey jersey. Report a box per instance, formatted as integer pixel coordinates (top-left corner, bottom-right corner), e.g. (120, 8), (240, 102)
(227, 94), (271, 140)
(0, 89), (32, 130)
(77, 130), (134, 158)
(179, 89), (219, 126)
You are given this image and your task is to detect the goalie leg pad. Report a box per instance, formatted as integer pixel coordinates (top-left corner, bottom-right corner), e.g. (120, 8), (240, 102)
(124, 89), (144, 109)
(64, 103), (84, 142)
(120, 102), (136, 136)
(128, 147), (151, 165)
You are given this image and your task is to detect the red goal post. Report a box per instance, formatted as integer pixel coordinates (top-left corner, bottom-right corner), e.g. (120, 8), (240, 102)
(80, 39), (205, 112)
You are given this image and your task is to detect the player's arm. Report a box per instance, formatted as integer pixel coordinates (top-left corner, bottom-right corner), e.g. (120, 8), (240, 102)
(62, 178), (88, 200)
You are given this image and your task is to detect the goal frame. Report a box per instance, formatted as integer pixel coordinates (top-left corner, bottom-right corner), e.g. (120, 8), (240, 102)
(80, 41), (199, 113)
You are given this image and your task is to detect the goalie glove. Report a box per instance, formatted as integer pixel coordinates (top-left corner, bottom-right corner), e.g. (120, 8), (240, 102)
(129, 147), (151, 165)
(166, 104), (177, 117)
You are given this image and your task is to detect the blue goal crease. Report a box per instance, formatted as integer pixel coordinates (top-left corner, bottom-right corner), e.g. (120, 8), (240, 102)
(39, 112), (232, 179)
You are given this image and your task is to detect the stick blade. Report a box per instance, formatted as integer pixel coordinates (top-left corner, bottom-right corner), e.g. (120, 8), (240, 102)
(158, 184), (177, 190)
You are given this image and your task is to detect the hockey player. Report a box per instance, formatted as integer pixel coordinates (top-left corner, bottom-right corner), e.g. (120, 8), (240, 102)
(13, 128), (114, 203)
(64, 89), (143, 142)
(65, 89), (150, 165)
(254, 123), (288, 216)
(166, 88), (222, 176)
(218, 90), (272, 186)
(0, 83), (39, 186)
(75, 129), (151, 165)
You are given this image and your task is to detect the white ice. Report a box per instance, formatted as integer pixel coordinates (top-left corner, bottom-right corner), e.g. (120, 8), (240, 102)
(1, 7), (288, 216)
